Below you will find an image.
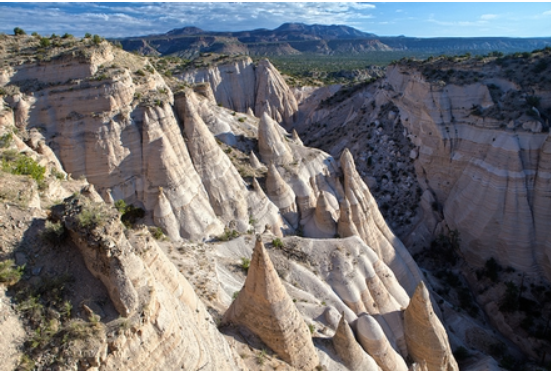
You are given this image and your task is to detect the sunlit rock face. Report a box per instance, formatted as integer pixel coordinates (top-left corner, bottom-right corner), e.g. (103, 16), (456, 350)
(386, 65), (551, 279)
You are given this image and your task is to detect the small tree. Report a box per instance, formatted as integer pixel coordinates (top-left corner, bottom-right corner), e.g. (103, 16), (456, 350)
(92, 34), (102, 44)
(84, 32), (92, 39)
(14, 27), (26, 36)
(61, 33), (73, 39)
(39, 37), (51, 47)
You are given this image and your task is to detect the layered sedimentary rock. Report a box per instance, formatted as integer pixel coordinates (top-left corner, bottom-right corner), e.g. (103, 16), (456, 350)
(356, 314), (408, 371)
(303, 191), (337, 238)
(385, 64), (551, 279)
(54, 195), (241, 370)
(175, 89), (249, 231)
(222, 236), (319, 370)
(248, 178), (286, 236)
(340, 148), (423, 295)
(258, 113), (294, 165)
(179, 57), (298, 125)
(404, 282), (458, 371)
(153, 187), (182, 241)
(254, 59), (298, 125)
(333, 315), (381, 371)
(265, 163), (299, 228)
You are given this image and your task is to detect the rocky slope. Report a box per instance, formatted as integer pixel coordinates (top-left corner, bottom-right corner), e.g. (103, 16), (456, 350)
(293, 49), (551, 368)
(0, 33), (464, 371)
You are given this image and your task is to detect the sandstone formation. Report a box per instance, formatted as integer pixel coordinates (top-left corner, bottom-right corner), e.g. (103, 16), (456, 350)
(53, 195), (242, 370)
(258, 113), (294, 165)
(303, 191), (337, 238)
(175, 89), (249, 231)
(222, 236), (319, 370)
(179, 57), (298, 125)
(265, 163), (299, 228)
(333, 315), (381, 371)
(340, 148), (423, 295)
(404, 281), (458, 371)
(356, 314), (408, 371)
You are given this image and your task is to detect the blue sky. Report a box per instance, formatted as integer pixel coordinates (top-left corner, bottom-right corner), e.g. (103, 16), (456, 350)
(1, 2), (550, 38)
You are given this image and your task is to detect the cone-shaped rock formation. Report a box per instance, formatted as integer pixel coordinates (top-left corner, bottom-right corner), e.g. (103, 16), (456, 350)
(333, 315), (381, 371)
(265, 163), (299, 228)
(356, 314), (408, 371)
(258, 112), (294, 165)
(154, 187), (182, 241)
(404, 282), (459, 371)
(249, 150), (263, 169)
(175, 90), (249, 231)
(292, 129), (304, 146)
(222, 236), (319, 370)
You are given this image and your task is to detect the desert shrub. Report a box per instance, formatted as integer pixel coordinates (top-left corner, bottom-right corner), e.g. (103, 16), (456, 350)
(149, 226), (166, 240)
(240, 257), (250, 271)
(484, 257), (502, 282)
(1, 151), (46, 183)
(272, 237), (284, 248)
(135, 69), (146, 77)
(77, 202), (107, 228)
(92, 34), (102, 44)
(61, 33), (73, 39)
(0, 132), (13, 148)
(499, 281), (519, 312)
(114, 199), (145, 228)
(14, 27), (26, 36)
(0, 259), (24, 285)
(526, 95), (541, 108)
(41, 220), (66, 245)
(217, 228), (239, 242)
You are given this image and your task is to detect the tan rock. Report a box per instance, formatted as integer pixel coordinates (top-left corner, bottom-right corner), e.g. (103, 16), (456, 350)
(356, 314), (408, 371)
(255, 59), (298, 126)
(153, 187), (182, 241)
(340, 148), (424, 295)
(175, 89), (249, 231)
(265, 163), (299, 228)
(333, 314), (381, 371)
(304, 191), (337, 238)
(292, 129), (304, 146)
(247, 178), (286, 236)
(249, 150), (263, 169)
(222, 236), (319, 370)
(338, 197), (359, 238)
(258, 112), (294, 165)
(404, 282), (458, 371)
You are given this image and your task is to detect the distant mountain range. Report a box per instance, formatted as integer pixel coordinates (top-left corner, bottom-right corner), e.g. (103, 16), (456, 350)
(115, 22), (551, 58)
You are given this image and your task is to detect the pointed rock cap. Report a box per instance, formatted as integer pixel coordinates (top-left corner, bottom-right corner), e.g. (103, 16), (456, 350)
(103, 188), (115, 205)
(292, 129), (303, 146)
(356, 314), (408, 371)
(247, 107), (255, 117)
(333, 314), (381, 371)
(314, 191), (337, 236)
(258, 112), (294, 165)
(249, 150), (263, 169)
(154, 187), (181, 241)
(338, 197), (359, 238)
(266, 163), (296, 208)
(340, 148), (356, 176)
(222, 235), (319, 369)
(81, 184), (103, 203)
(192, 82), (216, 103)
(405, 281), (459, 371)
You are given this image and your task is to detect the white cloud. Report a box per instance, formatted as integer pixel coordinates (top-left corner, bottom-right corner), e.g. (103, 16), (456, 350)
(480, 14), (498, 20)
(543, 10), (551, 16)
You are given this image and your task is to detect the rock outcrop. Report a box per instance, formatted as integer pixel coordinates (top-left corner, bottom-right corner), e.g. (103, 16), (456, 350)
(222, 236), (319, 370)
(258, 113), (294, 165)
(53, 195), (242, 370)
(265, 163), (299, 228)
(175, 89), (249, 231)
(179, 57), (298, 125)
(356, 314), (408, 371)
(333, 315), (381, 371)
(404, 282), (458, 371)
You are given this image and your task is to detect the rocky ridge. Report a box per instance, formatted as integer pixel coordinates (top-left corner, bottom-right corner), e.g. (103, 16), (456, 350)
(0, 33), (459, 371)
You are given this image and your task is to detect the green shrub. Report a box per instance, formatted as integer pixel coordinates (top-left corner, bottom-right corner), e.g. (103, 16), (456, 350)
(240, 257), (250, 271)
(0, 260), (24, 285)
(14, 27), (26, 36)
(41, 220), (66, 245)
(1, 151), (46, 183)
(149, 226), (166, 240)
(0, 133), (13, 148)
(77, 203), (107, 228)
(114, 199), (145, 228)
(61, 33), (73, 39)
(84, 33), (92, 39)
(272, 237), (284, 248)
(135, 69), (146, 77)
(217, 228), (239, 242)
(92, 34), (102, 44)
(526, 95), (541, 108)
